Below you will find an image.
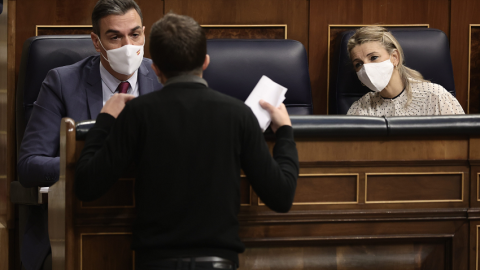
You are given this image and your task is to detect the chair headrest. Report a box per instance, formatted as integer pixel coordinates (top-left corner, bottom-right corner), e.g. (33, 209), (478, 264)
(329, 28), (455, 114)
(204, 39), (313, 115)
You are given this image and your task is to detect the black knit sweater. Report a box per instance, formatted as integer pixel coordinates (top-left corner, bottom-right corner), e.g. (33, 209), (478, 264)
(74, 81), (299, 266)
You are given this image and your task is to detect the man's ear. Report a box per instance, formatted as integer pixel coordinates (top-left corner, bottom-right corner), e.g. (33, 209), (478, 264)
(202, 54), (210, 71)
(91, 32), (101, 53)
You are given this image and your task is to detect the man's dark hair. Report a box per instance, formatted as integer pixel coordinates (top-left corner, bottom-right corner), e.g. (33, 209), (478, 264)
(150, 13), (207, 78)
(92, 0), (143, 36)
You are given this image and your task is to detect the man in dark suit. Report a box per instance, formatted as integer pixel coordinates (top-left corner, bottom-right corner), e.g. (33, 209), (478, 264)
(17, 1), (162, 269)
(75, 13), (298, 269)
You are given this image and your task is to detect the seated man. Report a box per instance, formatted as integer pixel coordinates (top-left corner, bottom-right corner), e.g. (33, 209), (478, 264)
(17, 0), (162, 269)
(75, 13), (299, 269)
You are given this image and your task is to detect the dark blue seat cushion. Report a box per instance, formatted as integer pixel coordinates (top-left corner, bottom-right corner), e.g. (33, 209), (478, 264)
(205, 39), (313, 115)
(329, 28), (455, 115)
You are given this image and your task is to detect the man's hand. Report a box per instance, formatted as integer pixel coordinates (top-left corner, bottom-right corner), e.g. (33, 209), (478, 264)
(259, 100), (292, 133)
(100, 94), (136, 118)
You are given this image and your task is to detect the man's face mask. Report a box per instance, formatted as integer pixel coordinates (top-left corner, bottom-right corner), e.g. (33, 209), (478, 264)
(97, 35), (144, 75)
(356, 58), (394, 92)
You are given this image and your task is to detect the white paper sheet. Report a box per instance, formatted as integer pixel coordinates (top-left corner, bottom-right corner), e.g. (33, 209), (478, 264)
(245, 75), (287, 132)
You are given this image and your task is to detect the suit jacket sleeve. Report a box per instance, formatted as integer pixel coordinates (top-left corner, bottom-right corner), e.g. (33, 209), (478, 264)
(240, 110), (299, 213)
(18, 69), (66, 187)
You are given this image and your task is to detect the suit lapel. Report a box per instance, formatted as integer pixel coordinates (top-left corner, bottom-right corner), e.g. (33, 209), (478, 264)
(138, 60), (154, 95)
(85, 57), (103, 119)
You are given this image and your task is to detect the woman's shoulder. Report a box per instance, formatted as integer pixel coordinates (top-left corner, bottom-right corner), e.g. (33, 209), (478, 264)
(410, 80), (451, 97)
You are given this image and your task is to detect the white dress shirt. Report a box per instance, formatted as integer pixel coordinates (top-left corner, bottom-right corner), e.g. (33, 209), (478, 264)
(100, 62), (139, 106)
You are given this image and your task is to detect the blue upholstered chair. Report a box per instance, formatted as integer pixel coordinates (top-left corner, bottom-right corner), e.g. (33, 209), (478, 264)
(205, 39), (313, 115)
(329, 28), (455, 115)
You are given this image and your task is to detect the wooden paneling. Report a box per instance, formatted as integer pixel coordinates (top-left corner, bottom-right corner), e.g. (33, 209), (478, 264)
(310, 0), (451, 114)
(204, 26), (286, 39)
(80, 233), (133, 270)
(294, 137), (468, 162)
(0, 225), (8, 270)
(164, 0), (308, 45)
(0, 134), (7, 176)
(366, 173), (463, 203)
(240, 177), (251, 206)
(451, 0), (480, 114)
(37, 26), (92, 36)
(469, 25), (480, 113)
(470, 222), (480, 270)
(0, 92), (6, 132)
(293, 174), (358, 204)
(239, 240), (446, 270)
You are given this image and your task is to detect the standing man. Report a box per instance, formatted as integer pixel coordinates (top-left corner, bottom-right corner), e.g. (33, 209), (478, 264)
(17, 1), (162, 269)
(75, 13), (298, 269)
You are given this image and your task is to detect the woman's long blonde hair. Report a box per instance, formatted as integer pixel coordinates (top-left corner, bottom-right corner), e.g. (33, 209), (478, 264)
(347, 26), (428, 105)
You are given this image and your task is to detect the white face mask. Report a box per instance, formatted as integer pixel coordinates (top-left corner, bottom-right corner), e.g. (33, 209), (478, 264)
(356, 59), (394, 92)
(97, 35), (144, 75)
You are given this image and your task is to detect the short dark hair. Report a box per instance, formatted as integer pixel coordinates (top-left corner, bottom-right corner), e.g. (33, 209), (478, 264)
(149, 13), (206, 78)
(92, 0), (143, 36)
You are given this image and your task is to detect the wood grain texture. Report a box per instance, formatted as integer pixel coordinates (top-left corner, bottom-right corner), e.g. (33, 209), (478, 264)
(366, 173), (463, 202)
(37, 27), (92, 36)
(0, 225), (8, 270)
(49, 118), (76, 270)
(294, 137), (468, 162)
(204, 26), (285, 39)
(239, 240), (446, 270)
(310, 0), (451, 114)
(7, 1), (16, 201)
(451, 0), (480, 114)
(469, 26), (480, 113)
(81, 234), (133, 270)
(470, 222), (480, 270)
(240, 178), (251, 205)
(472, 167), (480, 208)
(293, 174), (357, 204)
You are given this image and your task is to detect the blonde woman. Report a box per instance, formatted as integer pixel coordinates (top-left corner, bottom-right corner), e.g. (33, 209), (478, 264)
(346, 26), (464, 116)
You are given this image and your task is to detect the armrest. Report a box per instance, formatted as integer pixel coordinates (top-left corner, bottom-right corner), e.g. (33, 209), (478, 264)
(290, 115), (387, 138)
(387, 115), (480, 136)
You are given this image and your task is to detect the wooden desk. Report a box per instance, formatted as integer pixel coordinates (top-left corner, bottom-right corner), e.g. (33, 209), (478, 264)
(51, 118), (478, 270)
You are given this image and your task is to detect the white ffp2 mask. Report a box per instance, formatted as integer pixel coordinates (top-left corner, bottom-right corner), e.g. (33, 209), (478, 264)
(98, 37), (144, 75)
(356, 59), (394, 92)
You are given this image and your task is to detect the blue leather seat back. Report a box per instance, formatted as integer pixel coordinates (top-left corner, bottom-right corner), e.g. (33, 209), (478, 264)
(329, 28), (455, 115)
(16, 35), (98, 150)
(204, 39), (313, 115)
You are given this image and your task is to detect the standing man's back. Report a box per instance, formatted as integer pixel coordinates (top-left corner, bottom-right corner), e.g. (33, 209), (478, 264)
(75, 13), (298, 269)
